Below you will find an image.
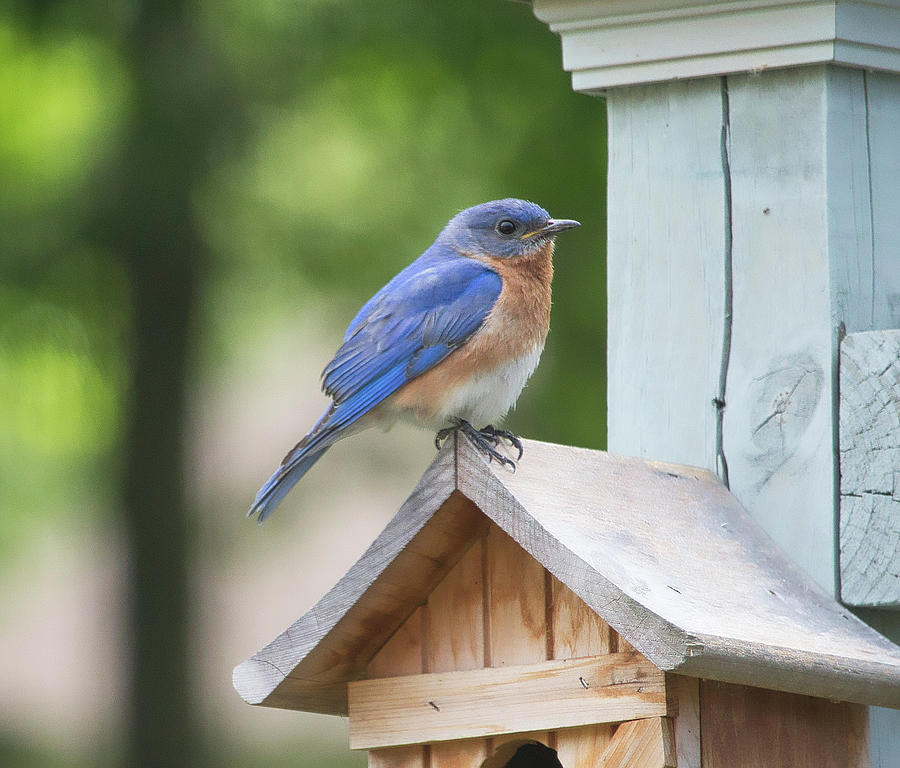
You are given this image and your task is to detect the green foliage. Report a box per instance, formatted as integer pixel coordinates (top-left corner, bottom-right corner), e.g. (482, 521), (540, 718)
(1, 0), (606, 764)
(197, 0), (608, 444)
(0, 0), (607, 559)
(0, 17), (130, 549)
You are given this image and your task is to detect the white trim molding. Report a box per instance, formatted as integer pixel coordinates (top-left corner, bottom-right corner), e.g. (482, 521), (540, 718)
(531, 0), (900, 92)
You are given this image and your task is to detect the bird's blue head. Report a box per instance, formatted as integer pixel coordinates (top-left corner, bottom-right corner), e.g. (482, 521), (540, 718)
(438, 199), (580, 259)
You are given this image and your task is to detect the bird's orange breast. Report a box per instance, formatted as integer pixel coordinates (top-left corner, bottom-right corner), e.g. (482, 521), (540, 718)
(384, 241), (555, 427)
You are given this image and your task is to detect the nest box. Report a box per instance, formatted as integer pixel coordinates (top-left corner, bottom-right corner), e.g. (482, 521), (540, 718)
(234, 437), (900, 768)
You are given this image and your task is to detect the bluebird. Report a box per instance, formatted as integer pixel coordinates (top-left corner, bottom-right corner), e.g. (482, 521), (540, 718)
(249, 199), (579, 522)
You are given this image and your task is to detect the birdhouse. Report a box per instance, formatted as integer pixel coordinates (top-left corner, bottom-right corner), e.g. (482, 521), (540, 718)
(233, 436), (900, 768)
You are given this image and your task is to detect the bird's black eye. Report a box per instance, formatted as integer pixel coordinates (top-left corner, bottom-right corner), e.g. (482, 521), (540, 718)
(496, 219), (517, 236)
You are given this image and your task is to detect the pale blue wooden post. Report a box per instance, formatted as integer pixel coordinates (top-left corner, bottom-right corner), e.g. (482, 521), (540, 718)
(529, 1), (900, 764)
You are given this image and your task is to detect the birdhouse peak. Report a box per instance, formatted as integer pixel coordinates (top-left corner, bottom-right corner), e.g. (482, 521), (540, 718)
(234, 435), (900, 716)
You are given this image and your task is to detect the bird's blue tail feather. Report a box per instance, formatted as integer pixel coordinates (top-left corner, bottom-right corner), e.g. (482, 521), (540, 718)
(249, 444), (330, 523)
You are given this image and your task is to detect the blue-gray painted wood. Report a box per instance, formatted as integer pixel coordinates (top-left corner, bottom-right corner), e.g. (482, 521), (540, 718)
(723, 67), (836, 594)
(604, 64), (900, 766)
(606, 77), (726, 473)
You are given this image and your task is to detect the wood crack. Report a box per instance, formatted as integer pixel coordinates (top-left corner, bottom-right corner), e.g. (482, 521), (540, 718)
(863, 70), (876, 327)
(715, 75), (734, 489)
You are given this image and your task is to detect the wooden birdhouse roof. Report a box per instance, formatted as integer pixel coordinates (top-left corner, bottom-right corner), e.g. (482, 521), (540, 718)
(233, 436), (900, 715)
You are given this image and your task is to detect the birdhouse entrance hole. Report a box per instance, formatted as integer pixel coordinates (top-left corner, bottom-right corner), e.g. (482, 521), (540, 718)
(482, 739), (562, 768)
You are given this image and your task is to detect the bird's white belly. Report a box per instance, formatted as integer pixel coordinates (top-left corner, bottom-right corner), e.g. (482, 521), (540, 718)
(428, 343), (544, 428)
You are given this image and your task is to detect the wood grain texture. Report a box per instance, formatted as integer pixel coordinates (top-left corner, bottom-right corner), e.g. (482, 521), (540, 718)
(484, 525), (550, 746)
(368, 608), (424, 679)
(831, 65), (900, 768)
(668, 675), (700, 768)
(827, 66), (878, 334)
(605, 77), (726, 473)
(348, 653), (667, 749)
(431, 743), (484, 768)
(236, 436), (900, 719)
(722, 66), (835, 593)
(603, 62), (900, 764)
(549, 575), (614, 659)
(459, 437), (900, 708)
(426, 540), (486, 674)
(606, 64), (900, 597)
(550, 577), (615, 765)
(367, 608), (425, 768)
(426, 537), (488, 768)
(862, 71), (900, 332)
(839, 329), (900, 608)
(486, 525), (547, 667)
(700, 680), (870, 768)
(368, 749), (423, 768)
(555, 725), (614, 768)
(597, 718), (676, 768)
(232, 445), (482, 713)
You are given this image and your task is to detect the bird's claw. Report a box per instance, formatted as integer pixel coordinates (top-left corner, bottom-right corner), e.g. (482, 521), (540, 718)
(435, 425), (454, 450)
(479, 424), (524, 460)
(434, 419), (523, 470)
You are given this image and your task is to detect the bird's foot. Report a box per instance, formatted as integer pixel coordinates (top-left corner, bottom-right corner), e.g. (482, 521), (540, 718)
(434, 423), (456, 450)
(434, 419), (521, 470)
(479, 424), (524, 460)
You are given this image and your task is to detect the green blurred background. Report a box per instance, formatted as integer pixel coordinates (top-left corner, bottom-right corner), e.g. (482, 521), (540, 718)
(0, 1), (607, 766)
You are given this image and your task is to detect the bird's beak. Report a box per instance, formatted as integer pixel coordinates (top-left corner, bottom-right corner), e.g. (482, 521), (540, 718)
(522, 218), (581, 238)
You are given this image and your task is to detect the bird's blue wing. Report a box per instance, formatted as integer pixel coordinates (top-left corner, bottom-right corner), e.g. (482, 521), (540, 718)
(322, 253), (502, 423)
(251, 253), (501, 523)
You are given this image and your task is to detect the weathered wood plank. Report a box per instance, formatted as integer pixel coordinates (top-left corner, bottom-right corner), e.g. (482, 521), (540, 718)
(549, 575), (614, 659)
(426, 540), (486, 674)
(556, 725), (614, 768)
(347, 653), (667, 750)
(864, 71), (900, 332)
(605, 77), (726, 472)
(722, 66), (835, 593)
(486, 525), (547, 667)
(426, 537), (488, 768)
(232, 447), (478, 713)
(486, 524), (550, 747)
(238, 436), (900, 726)
(826, 66), (875, 333)
(550, 576), (615, 766)
(460, 438), (900, 709)
(597, 718), (676, 768)
(843, 66), (900, 768)
(368, 749), (423, 768)
(699, 680), (869, 768)
(668, 675), (701, 768)
(839, 329), (900, 608)
(367, 608), (426, 768)
(603, 62), (900, 765)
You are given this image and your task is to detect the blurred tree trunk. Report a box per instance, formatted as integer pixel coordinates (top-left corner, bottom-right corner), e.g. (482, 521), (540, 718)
(108, 3), (226, 766)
